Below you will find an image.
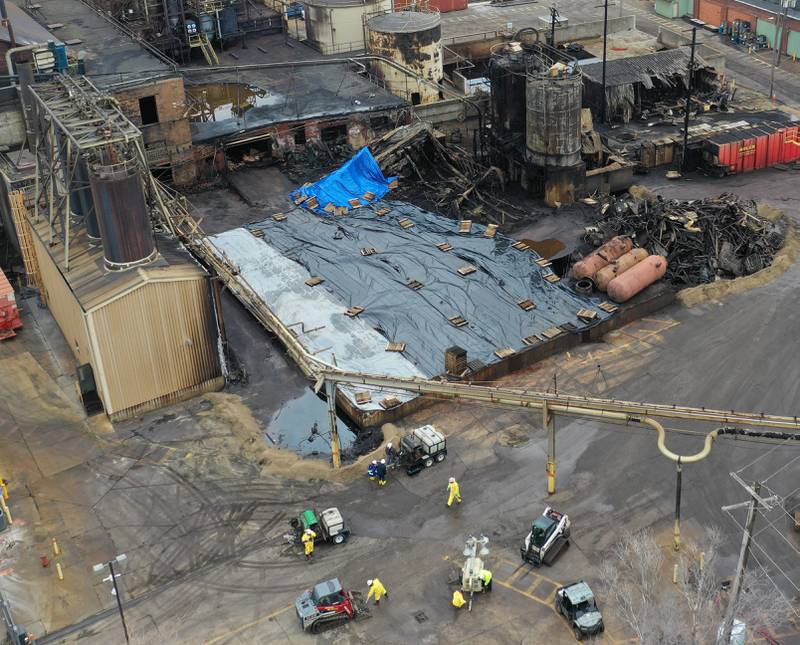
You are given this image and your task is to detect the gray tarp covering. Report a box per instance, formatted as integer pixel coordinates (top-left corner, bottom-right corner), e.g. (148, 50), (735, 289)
(237, 200), (611, 377)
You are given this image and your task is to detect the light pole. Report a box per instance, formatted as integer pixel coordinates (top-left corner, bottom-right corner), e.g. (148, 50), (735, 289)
(93, 554), (130, 644)
(601, 0), (609, 123)
(769, 0), (796, 101)
(681, 26), (697, 172)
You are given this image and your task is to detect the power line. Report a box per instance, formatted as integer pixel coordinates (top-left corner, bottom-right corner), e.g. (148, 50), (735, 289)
(723, 507), (800, 596)
(761, 453), (800, 484)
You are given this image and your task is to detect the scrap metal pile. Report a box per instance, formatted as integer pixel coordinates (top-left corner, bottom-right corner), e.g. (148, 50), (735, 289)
(370, 122), (531, 224)
(587, 192), (787, 286)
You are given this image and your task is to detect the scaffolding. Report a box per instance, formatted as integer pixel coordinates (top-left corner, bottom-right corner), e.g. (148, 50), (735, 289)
(26, 74), (171, 271)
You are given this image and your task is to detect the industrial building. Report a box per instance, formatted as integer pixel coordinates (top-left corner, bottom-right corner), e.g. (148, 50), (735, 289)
(695, 0), (800, 58)
(9, 74), (223, 419)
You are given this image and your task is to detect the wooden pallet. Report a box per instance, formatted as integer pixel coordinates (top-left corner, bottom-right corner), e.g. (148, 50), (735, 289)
(511, 241), (528, 250)
(449, 315), (468, 327)
(363, 191), (376, 201)
(457, 265), (477, 276)
(380, 395), (402, 409)
(344, 306), (365, 317)
(324, 203), (335, 214)
(544, 273), (560, 283)
(577, 309), (599, 322)
(458, 219), (473, 234)
(307, 196), (319, 209)
(494, 347), (515, 359)
(437, 242), (453, 252)
(406, 280), (424, 290)
(398, 218), (414, 229)
(250, 229), (265, 237)
(305, 276), (325, 287)
(522, 334), (542, 346)
(386, 341), (406, 352)
(354, 391), (373, 404)
(376, 207), (391, 216)
(535, 258), (552, 268)
(273, 213), (287, 222)
(360, 247), (378, 256)
(348, 198), (362, 208)
(484, 224), (498, 238)
(598, 301), (619, 313)
(517, 299), (536, 311)
(541, 327), (563, 339)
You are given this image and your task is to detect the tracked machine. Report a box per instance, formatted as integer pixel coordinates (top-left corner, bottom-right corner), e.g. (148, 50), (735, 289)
(521, 507), (570, 567)
(296, 578), (370, 634)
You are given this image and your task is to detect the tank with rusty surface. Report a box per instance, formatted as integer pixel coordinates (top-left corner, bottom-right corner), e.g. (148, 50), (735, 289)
(571, 236), (633, 280)
(366, 10), (443, 105)
(525, 63), (582, 169)
(89, 158), (157, 271)
(594, 248), (649, 291)
(607, 255), (668, 303)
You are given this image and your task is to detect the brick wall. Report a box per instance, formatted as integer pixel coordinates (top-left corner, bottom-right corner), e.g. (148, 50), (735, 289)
(112, 76), (197, 185)
(695, 0), (800, 53)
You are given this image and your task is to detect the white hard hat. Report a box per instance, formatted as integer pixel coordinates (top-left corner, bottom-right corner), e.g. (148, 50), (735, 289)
(380, 459), (386, 464)
(449, 477), (455, 483)
(387, 442), (392, 448)
(372, 460), (377, 464)
(367, 579), (373, 585)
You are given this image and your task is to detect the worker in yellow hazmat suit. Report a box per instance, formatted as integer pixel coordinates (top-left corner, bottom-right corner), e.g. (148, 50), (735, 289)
(447, 477), (462, 507)
(452, 590), (466, 608)
(367, 578), (389, 605)
(301, 528), (316, 559)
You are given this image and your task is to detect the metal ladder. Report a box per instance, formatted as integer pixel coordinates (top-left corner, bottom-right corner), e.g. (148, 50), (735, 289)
(188, 33), (219, 66)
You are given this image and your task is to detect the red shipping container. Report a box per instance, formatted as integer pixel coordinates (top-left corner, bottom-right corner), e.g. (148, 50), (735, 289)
(394, 0), (466, 10)
(783, 126), (800, 163)
(767, 126), (783, 167)
(0, 268), (22, 340)
(754, 131), (768, 170)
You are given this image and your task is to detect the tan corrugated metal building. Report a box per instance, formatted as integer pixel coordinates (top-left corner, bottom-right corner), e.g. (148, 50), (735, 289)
(26, 215), (224, 420)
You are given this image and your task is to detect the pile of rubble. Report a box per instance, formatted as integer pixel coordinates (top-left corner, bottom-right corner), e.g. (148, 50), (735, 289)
(586, 192), (787, 286)
(371, 122), (532, 225)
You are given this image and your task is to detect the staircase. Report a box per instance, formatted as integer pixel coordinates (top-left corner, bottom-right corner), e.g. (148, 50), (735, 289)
(188, 32), (219, 65)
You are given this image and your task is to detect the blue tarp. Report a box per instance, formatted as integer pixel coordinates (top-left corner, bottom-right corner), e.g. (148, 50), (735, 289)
(289, 147), (397, 216)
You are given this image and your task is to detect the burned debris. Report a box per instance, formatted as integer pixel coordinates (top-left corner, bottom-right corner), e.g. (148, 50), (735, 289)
(371, 123), (532, 225)
(585, 192), (787, 286)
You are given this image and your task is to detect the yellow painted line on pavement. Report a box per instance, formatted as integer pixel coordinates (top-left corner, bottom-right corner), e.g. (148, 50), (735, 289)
(201, 604), (293, 645)
(525, 578), (542, 595)
(499, 559), (562, 589)
(494, 579), (553, 608)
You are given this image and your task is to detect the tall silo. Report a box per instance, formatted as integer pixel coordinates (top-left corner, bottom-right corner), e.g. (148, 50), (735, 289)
(366, 10), (443, 105)
(304, 0), (391, 54)
(525, 60), (585, 205)
(89, 158), (157, 271)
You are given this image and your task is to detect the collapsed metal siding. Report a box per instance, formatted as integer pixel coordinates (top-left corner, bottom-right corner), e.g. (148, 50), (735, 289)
(29, 226), (93, 366)
(87, 276), (221, 416)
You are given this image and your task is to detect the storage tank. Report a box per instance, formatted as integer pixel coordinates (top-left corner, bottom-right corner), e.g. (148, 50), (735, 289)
(71, 157), (101, 241)
(89, 158), (157, 271)
(607, 255), (668, 303)
(594, 248), (649, 291)
(304, 0), (391, 54)
(489, 44), (528, 140)
(526, 63), (582, 168)
(366, 10), (443, 105)
(571, 236), (633, 280)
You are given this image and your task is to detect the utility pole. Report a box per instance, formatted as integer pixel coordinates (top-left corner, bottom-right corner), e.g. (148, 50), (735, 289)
(681, 26), (697, 172)
(673, 457), (682, 551)
(324, 379), (342, 468)
(769, 0), (796, 101)
(93, 554), (130, 645)
(544, 400), (556, 494)
(601, 0), (609, 123)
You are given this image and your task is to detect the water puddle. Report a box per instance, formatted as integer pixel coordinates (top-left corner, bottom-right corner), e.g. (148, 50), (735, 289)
(264, 387), (356, 457)
(518, 238), (567, 258)
(186, 83), (283, 123)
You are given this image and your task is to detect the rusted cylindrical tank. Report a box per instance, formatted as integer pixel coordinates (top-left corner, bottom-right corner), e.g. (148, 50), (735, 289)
(571, 236), (633, 280)
(89, 158), (157, 271)
(525, 64), (582, 168)
(366, 10), (443, 105)
(594, 248), (649, 291)
(489, 46), (528, 139)
(607, 255), (668, 303)
(71, 157), (101, 241)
